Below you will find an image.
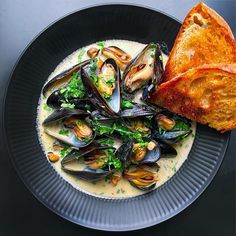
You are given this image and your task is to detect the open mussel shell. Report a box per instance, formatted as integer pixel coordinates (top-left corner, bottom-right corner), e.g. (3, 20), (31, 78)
(44, 126), (95, 149)
(43, 108), (89, 125)
(81, 58), (121, 115)
(42, 60), (90, 95)
(123, 43), (163, 93)
(61, 144), (115, 181)
(61, 141), (114, 165)
(102, 46), (132, 70)
(153, 130), (192, 144)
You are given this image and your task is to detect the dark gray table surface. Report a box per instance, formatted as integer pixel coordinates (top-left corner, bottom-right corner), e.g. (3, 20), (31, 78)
(0, 0), (235, 235)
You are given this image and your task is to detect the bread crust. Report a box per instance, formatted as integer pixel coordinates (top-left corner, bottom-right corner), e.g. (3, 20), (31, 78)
(150, 64), (236, 132)
(163, 2), (236, 82)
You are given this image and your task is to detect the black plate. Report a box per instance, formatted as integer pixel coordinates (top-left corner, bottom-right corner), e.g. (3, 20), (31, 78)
(3, 4), (229, 231)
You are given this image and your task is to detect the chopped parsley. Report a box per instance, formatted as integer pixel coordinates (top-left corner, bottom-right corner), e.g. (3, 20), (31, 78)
(83, 136), (92, 143)
(102, 93), (112, 101)
(138, 142), (148, 148)
(174, 120), (190, 131)
(43, 103), (53, 112)
(121, 100), (134, 109)
(60, 72), (85, 101)
(76, 120), (84, 126)
(96, 41), (105, 49)
(92, 120), (144, 143)
(59, 129), (69, 136)
(104, 149), (122, 171)
(104, 77), (115, 87)
(61, 103), (75, 109)
(150, 43), (157, 49)
(60, 146), (72, 158)
(77, 48), (86, 63)
(97, 138), (114, 146)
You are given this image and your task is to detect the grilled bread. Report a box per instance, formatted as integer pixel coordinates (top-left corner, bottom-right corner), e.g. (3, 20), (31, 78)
(150, 64), (236, 132)
(162, 2), (236, 82)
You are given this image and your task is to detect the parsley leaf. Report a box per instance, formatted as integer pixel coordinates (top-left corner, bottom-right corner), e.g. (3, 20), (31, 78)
(102, 93), (112, 101)
(121, 100), (134, 109)
(174, 120), (190, 131)
(61, 103), (75, 109)
(96, 41), (105, 49)
(60, 72), (85, 102)
(59, 129), (69, 136)
(97, 138), (114, 146)
(60, 146), (72, 158)
(78, 48), (86, 63)
(43, 103), (53, 112)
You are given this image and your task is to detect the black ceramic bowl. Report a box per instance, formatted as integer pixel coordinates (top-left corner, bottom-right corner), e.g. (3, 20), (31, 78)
(4, 4), (229, 231)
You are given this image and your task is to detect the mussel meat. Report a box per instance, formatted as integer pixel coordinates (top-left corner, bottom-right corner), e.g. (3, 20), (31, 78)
(131, 140), (161, 164)
(123, 168), (158, 191)
(102, 46), (132, 70)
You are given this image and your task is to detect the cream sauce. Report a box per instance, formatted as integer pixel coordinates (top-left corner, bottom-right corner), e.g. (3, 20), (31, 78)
(37, 39), (196, 198)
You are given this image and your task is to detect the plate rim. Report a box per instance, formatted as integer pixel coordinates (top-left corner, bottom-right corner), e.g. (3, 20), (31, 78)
(3, 3), (231, 231)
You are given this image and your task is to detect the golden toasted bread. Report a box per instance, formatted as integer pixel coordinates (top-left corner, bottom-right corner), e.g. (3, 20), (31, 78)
(162, 2), (236, 82)
(150, 64), (236, 132)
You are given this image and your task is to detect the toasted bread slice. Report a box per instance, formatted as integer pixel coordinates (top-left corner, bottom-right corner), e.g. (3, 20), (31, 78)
(150, 64), (236, 132)
(162, 2), (236, 82)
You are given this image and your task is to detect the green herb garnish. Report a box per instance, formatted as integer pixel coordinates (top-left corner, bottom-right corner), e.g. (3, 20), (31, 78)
(43, 103), (53, 112)
(60, 146), (72, 158)
(174, 120), (190, 131)
(104, 149), (123, 171)
(59, 129), (69, 136)
(97, 138), (114, 146)
(61, 103), (75, 109)
(102, 93), (112, 101)
(60, 72), (85, 101)
(77, 48), (86, 63)
(96, 41), (105, 49)
(83, 136), (92, 143)
(121, 100), (134, 109)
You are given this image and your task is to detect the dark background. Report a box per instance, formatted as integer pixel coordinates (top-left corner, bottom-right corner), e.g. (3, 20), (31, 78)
(0, 0), (235, 235)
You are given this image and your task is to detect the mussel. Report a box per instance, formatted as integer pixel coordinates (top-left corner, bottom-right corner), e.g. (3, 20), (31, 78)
(116, 140), (160, 166)
(81, 58), (121, 115)
(44, 114), (95, 148)
(123, 168), (158, 191)
(42, 60), (90, 95)
(102, 46), (132, 70)
(61, 144), (117, 181)
(123, 43), (164, 93)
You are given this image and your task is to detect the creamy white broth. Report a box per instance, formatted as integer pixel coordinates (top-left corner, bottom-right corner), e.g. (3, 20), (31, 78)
(37, 39), (196, 198)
